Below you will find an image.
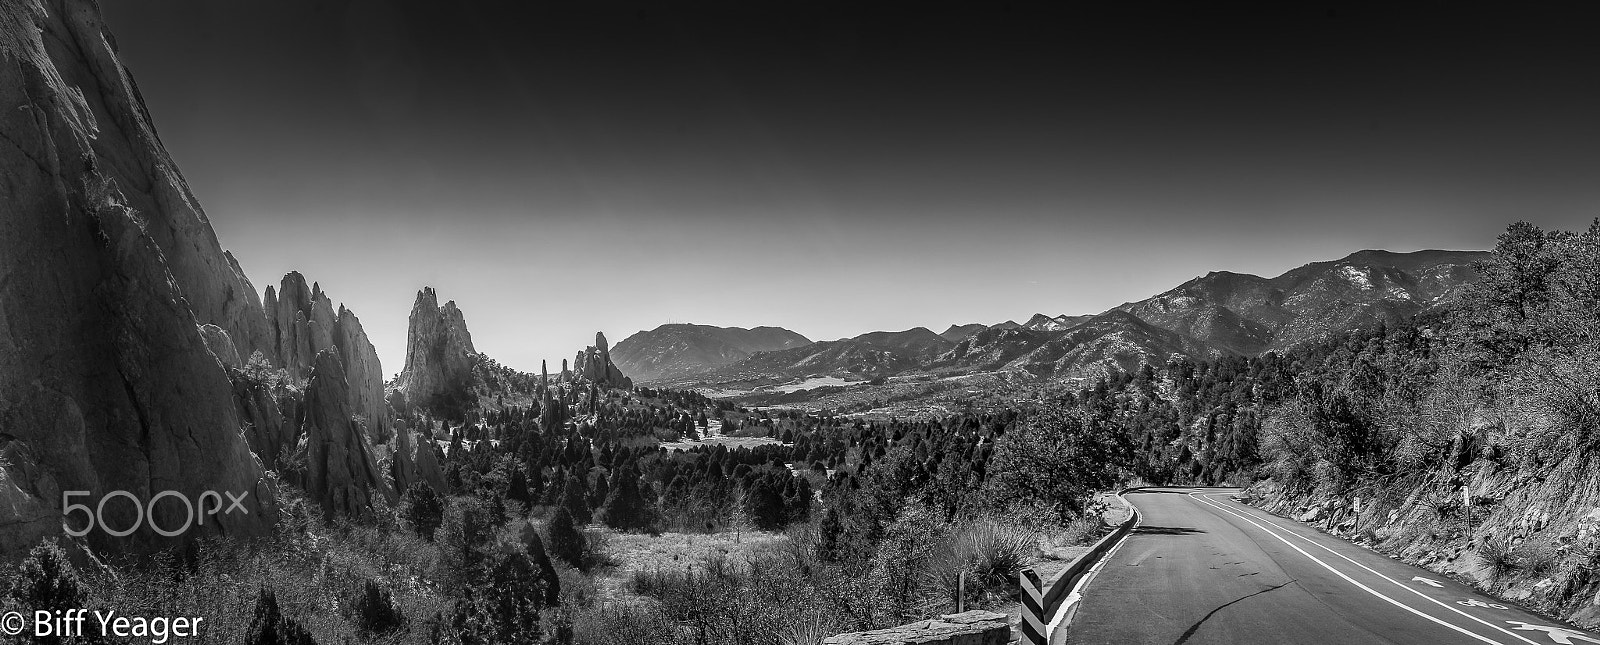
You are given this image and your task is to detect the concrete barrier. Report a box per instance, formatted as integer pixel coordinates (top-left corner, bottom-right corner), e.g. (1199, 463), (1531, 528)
(1037, 487), (1144, 643)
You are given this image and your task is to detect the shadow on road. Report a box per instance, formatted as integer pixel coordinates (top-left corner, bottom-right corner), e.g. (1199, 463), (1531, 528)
(1170, 580), (1295, 645)
(1135, 525), (1206, 536)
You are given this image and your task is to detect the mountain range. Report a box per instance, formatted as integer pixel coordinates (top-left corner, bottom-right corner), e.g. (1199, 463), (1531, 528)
(616, 248), (1487, 386)
(610, 324), (812, 382)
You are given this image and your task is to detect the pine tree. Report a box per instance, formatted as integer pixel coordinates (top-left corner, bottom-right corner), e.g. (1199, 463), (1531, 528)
(10, 540), (87, 629)
(484, 550), (543, 641)
(245, 588), (318, 645)
(401, 481), (445, 540)
(506, 469), (532, 508)
(560, 474), (592, 525)
(546, 506), (586, 569)
(519, 526), (563, 606)
(598, 462), (652, 532)
(747, 475), (787, 530)
(587, 472), (610, 510)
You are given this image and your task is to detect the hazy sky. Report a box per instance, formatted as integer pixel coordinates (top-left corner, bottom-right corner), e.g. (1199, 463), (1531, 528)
(103, 1), (1600, 375)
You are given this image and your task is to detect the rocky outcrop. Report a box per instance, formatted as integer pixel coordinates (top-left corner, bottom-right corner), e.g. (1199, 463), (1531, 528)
(574, 332), (632, 388)
(260, 273), (388, 442)
(413, 429), (447, 493)
(230, 362), (299, 471)
(0, 0), (270, 555)
(199, 324), (242, 369)
(395, 287), (477, 412)
(300, 350), (391, 517)
(388, 423), (445, 494)
(334, 305), (388, 442)
(389, 425), (416, 492)
(265, 272), (328, 380)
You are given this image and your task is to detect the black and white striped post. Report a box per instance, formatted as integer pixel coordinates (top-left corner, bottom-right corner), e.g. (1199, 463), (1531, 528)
(1020, 567), (1046, 645)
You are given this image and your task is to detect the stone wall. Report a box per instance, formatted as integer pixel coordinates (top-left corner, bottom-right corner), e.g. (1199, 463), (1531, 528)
(822, 610), (1011, 645)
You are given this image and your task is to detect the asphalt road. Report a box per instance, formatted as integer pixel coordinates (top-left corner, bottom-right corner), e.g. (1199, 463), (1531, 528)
(1060, 488), (1599, 645)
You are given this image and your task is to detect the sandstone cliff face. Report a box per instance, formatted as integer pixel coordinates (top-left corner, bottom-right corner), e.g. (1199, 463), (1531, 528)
(300, 350), (391, 518)
(574, 332), (632, 388)
(335, 305), (389, 442)
(261, 273), (388, 443)
(0, 0), (269, 554)
(395, 287), (477, 412)
(233, 373), (297, 471)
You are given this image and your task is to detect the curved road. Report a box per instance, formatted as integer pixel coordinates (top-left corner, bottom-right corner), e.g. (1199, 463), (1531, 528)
(1060, 488), (1598, 645)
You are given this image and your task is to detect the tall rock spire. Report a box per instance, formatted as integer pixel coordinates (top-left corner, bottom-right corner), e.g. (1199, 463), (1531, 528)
(395, 287), (478, 415)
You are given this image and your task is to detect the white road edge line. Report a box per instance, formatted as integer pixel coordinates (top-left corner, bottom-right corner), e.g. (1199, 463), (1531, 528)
(1198, 493), (1549, 645)
(1185, 491), (1509, 645)
(1047, 490), (1142, 642)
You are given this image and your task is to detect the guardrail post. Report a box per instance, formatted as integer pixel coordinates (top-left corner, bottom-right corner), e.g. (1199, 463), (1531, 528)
(1020, 567), (1045, 645)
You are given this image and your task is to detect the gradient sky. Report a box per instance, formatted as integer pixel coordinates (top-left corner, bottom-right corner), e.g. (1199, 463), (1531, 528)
(102, 1), (1600, 375)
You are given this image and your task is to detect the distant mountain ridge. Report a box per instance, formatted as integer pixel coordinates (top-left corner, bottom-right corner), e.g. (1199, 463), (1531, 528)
(623, 249), (1487, 385)
(1021, 313), (1092, 332)
(1116, 249), (1485, 354)
(611, 324), (812, 382)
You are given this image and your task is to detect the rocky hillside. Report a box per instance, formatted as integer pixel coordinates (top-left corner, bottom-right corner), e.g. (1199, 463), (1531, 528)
(0, 0), (275, 556)
(846, 327), (954, 359)
(1021, 313), (1091, 332)
(1006, 310), (1220, 378)
(938, 323), (988, 342)
(1117, 249), (1485, 354)
(702, 327), (952, 381)
(932, 326), (1051, 372)
(611, 324), (810, 382)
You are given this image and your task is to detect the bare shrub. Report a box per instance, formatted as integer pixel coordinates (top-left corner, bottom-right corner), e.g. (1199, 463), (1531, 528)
(1260, 400), (1318, 489)
(1398, 358), (1483, 471)
(570, 602), (677, 645)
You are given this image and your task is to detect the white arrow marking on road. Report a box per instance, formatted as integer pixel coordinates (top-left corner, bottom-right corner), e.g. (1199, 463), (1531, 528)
(1413, 576), (1445, 587)
(1459, 599), (1509, 610)
(1505, 621), (1600, 644)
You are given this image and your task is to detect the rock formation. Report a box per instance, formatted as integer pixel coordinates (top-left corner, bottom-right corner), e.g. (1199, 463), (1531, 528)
(0, 0), (270, 555)
(265, 272), (328, 379)
(413, 428), (448, 493)
(395, 287), (478, 413)
(334, 305), (389, 442)
(199, 323), (243, 369)
(300, 350), (391, 517)
(574, 332), (632, 388)
(260, 273), (388, 442)
(233, 373), (298, 471)
(388, 422), (446, 494)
